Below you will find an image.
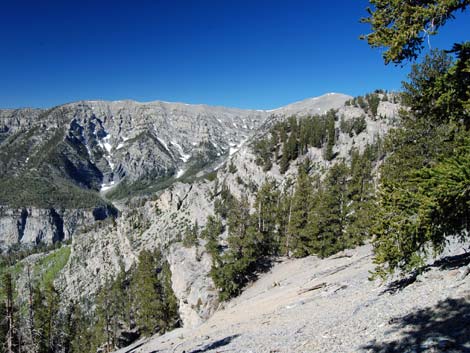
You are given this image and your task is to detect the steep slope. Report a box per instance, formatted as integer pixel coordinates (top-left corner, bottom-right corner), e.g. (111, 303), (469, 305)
(51, 93), (400, 328)
(114, 241), (470, 353)
(0, 93), (351, 248)
(2, 92), (407, 353)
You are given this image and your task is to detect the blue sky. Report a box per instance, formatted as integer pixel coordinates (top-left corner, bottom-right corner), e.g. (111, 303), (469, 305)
(1, 0), (469, 109)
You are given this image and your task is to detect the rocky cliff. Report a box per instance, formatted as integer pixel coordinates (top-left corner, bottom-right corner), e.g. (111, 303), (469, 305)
(1, 92), (403, 344)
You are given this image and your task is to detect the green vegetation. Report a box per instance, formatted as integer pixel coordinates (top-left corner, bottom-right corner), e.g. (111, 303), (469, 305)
(204, 143), (380, 300)
(105, 175), (176, 200)
(361, 0), (470, 64)
(3, 3), (470, 352)
(346, 92), (388, 118)
(372, 49), (470, 277)
(74, 249), (180, 352)
(0, 106), (110, 209)
(0, 174), (107, 208)
(362, 1), (470, 277)
(0, 243), (73, 353)
(107, 142), (221, 200)
(183, 222), (199, 248)
(0, 247), (179, 353)
(252, 110), (338, 173)
(33, 246), (71, 288)
(340, 115), (367, 137)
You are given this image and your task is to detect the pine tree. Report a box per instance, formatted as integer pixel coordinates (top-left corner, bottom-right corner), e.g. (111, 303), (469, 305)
(253, 180), (281, 255)
(361, 0), (470, 64)
(2, 273), (17, 353)
(346, 148), (376, 245)
(132, 250), (164, 336)
(69, 303), (94, 353)
(33, 283), (60, 353)
(160, 261), (179, 331)
(183, 221), (199, 248)
(201, 215), (224, 262)
(308, 162), (350, 257)
(277, 177), (295, 256)
(286, 167), (315, 257)
(210, 196), (262, 300)
(323, 110), (336, 161)
(94, 283), (113, 352)
(372, 49), (470, 277)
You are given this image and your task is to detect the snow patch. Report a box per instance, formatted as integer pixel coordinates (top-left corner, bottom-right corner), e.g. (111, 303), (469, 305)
(171, 140), (191, 162)
(100, 181), (115, 192)
(156, 136), (171, 154)
(98, 134), (113, 153)
(229, 138), (247, 156)
(103, 142), (112, 153)
(176, 168), (186, 178)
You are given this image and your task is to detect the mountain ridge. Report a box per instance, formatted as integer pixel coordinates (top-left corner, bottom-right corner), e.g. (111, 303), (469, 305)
(0, 92), (352, 113)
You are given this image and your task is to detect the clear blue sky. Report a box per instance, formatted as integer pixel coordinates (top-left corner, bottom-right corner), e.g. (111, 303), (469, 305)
(1, 0), (469, 109)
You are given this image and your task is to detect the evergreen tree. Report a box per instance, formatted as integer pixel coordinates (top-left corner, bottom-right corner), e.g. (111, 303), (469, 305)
(324, 110), (336, 161)
(33, 283), (60, 353)
(183, 221), (199, 248)
(69, 303), (94, 353)
(253, 180), (281, 255)
(277, 177), (295, 256)
(364, 8), (470, 276)
(308, 162), (350, 257)
(286, 167), (315, 257)
(361, 0), (470, 64)
(366, 93), (380, 117)
(1, 273), (18, 353)
(253, 138), (274, 171)
(159, 261), (179, 331)
(210, 196), (262, 300)
(346, 148), (376, 245)
(132, 250), (164, 336)
(201, 215), (224, 262)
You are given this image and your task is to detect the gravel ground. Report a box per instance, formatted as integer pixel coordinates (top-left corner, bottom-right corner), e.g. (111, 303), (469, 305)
(115, 243), (470, 353)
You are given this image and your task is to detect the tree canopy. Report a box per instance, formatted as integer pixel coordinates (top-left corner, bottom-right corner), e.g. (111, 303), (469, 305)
(361, 0), (470, 64)
(364, 0), (470, 277)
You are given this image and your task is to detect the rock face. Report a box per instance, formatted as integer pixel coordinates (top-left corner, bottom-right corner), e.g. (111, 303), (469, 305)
(114, 241), (470, 353)
(0, 100), (268, 190)
(0, 206), (102, 248)
(0, 94), (351, 193)
(4, 92), (404, 333)
(167, 245), (219, 327)
(0, 108), (44, 143)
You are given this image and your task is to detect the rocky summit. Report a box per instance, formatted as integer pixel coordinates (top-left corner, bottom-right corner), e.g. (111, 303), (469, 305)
(0, 93), (350, 249)
(2, 90), (468, 353)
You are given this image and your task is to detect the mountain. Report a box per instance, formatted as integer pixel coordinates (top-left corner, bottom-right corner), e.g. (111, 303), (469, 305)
(0, 91), (406, 353)
(0, 93), (351, 248)
(268, 92), (352, 116)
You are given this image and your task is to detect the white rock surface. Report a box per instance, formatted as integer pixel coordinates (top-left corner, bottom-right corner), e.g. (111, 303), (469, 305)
(114, 242), (470, 353)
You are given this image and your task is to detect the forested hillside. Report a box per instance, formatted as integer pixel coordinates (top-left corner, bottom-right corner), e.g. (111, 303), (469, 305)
(1, 1), (469, 352)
